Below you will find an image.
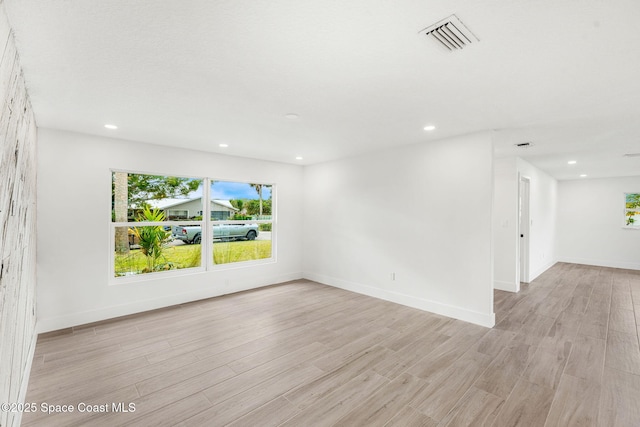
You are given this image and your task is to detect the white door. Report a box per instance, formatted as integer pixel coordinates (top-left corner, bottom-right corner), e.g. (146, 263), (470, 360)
(519, 177), (530, 284)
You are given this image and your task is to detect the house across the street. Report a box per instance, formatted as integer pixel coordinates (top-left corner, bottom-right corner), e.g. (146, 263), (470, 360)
(143, 197), (238, 220)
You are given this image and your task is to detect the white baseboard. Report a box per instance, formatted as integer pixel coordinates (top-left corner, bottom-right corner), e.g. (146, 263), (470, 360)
(37, 271), (303, 333)
(529, 259), (558, 282)
(558, 257), (640, 271)
(304, 272), (495, 328)
(14, 328), (38, 427)
(494, 280), (518, 292)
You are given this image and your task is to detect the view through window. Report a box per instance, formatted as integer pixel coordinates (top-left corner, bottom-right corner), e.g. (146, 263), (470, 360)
(210, 180), (273, 265)
(625, 193), (640, 228)
(111, 172), (274, 279)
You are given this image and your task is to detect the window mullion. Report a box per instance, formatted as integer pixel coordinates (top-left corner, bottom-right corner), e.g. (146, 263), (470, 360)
(203, 177), (212, 269)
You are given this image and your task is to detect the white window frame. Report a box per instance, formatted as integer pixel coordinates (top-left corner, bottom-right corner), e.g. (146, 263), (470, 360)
(110, 171), (206, 284)
(110, 172), (276, 284)
(208, 180), (276, 270)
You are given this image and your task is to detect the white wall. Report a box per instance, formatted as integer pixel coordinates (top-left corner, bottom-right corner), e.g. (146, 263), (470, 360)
(518, 158), (558, 281)
(493, 157), (519, 291)
(557, 176), (640, 270)
(37, 129), (304, 332)
(302, 132), (495, 327)
(492, 157), (558, 291)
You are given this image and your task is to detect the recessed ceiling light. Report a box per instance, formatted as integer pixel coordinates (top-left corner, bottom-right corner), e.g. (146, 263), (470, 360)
(568, 160), (577, 165)
(104, 124), (118, 130)
(295, 156), (303, 160)
(285, 113), (299, 119)
(423, 125), (436, 131)
(219, 143), (228, 148)
(580, 174), (587, 178)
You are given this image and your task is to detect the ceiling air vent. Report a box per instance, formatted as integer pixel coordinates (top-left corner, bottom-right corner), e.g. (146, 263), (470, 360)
(515, 142), (533, 148)
(623, 153), (640, 157)
(419, 14), (479, 51)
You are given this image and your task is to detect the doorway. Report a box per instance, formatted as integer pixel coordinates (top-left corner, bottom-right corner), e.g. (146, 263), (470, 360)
(519, 176), (530, 284)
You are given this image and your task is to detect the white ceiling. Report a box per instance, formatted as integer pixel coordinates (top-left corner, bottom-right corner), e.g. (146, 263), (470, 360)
(5, 0), (640, 180)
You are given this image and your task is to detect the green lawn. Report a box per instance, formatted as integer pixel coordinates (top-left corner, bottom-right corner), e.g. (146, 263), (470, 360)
(114, 241), (272, 277)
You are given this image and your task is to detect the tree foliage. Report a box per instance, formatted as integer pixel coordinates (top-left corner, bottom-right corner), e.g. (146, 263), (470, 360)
(250, 183), (264, 216)
(230, 199), (245, 213)
(126, 174), (201, 207)
(626, 193), (640, 209)
(246, 199), (272, 216)
(131, 207), (173, 272)
(231, 194), (272, 216)
(626, 193), (640, 226)
(112, 173), (200, 254)
(249, 183), (272, 216)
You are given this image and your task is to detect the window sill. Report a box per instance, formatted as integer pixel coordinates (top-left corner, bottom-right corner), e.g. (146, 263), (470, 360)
(109, 257), (276, 285)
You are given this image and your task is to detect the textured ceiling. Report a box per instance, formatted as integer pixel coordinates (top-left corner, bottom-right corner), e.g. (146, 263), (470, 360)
(4, 0), (640, 179)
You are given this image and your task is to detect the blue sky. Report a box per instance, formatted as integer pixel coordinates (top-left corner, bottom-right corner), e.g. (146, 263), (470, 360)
(189, 181), (271, 201)
(211, 181), (271, 200)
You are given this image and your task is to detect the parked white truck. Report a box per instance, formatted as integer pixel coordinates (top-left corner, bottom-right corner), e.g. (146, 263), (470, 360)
(172, 223), (259, 244)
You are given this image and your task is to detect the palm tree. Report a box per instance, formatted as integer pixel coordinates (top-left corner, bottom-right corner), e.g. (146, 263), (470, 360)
(131, 207), (172, 273)
(230, 199), (245, 215)
(250, 183), (263, 217)
(113, 172), (129, 254)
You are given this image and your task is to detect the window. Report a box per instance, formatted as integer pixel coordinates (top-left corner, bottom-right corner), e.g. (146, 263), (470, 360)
(111, 172), (275, 280)
(625, 193), (640, 228)
(210, 181), (273, 265)
(167, 209), (189, 219)
(211, 210), (231, 221)
(112, 172), (203, 278)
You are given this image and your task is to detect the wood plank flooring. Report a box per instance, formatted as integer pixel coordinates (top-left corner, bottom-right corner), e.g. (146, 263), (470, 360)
(22, 263), (640, 426)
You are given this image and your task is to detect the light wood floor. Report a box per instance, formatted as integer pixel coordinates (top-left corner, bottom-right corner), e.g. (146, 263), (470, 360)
(22, 263), (640, 426)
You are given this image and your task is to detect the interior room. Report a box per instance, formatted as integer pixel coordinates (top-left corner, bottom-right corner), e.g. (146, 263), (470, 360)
(1, 0), (639, 426)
